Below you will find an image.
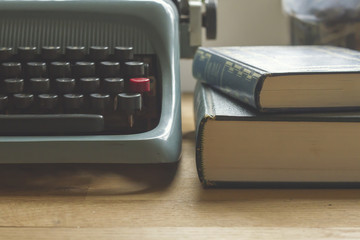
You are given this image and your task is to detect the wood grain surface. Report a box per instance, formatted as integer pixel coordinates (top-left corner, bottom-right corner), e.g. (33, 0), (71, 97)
(0, 94), (360, 240)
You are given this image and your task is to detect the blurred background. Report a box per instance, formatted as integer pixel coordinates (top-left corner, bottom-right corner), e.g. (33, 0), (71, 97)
(180, 0), (290, 92)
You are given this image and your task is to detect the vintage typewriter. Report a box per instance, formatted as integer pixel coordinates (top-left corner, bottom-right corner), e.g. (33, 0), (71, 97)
(0, 0), (216, 163)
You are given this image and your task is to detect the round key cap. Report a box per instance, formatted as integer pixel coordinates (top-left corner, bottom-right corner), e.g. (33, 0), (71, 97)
(0, 47), (13, 62)
(114, 46), (134, 61)
(29, 78), (50, 93)
(65, 46), (86, 61)
(98, 61), (120, 78)
(0, 95), (8, 111)
(4, 78), (24, 94)
(79, 77), (100, 93)
(55, 78), (76, 93)
(26, 62), (47, 78)
(117, 93), (142, 113)
(13, 93), (34, 109)
(72, 62), (95, 78)
(124, 61), (145, 78)
(38, 94), (59, 111)
(1, 62), (22, 78)
(129, 78), (150, 93)
(41, 46), (61, 61)
(90, 93), (110, 112)
(89, 46), (109, 61)
(103, 78), (124, 94)
(49, 61), (71, 78)
(17, 46), (37, 61)
(63, 93), (84, 111)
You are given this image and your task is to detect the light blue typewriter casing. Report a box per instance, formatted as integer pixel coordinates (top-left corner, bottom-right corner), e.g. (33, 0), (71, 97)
(0, 0), (182, 163)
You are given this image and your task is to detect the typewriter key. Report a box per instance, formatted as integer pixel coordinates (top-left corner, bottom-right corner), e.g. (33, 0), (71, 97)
(4, 78), (24, 94)
(103, 78), (124, 93)
(1, 62), (22, 78)
(117, 93), (142, 127)
(0, 47), (13, 62)
(0, 95), (8, 111)
(79, 77), (100, 93)
(114, 47), (134, 61)
(41, 46), (61, 61)
(72, 62), (95, 78)
(98, 61), (121, 78)
(55, 78), (76, 93)
(17, 47), (37, 61)
(13, 93), (34, 110)
(63, 93), (84, 111)
(29, 78), (50, 94)
(89, 46), (109, 61)
(65, 46), (86, 61)
(129, 78), (150, 93)
(124, 61), (145, 78)
(49, 62), (71, 78)
(90, 93), (110, 113)
(38, 94), (59, 111)
(26, 62), (47, 78)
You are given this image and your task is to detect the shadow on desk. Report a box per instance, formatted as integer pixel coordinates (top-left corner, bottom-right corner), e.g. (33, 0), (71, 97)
(0, 162), (179, 196)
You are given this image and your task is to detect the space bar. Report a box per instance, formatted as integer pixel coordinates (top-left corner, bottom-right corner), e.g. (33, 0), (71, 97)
(0, 114), (104, 135)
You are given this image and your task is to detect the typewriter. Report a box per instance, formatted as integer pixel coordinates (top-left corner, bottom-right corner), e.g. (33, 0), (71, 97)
(0, 0), (216, 163)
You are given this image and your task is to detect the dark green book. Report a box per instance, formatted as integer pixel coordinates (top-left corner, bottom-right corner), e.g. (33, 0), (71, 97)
(193, 45), (360, 112)
(194, 82), (360, 188)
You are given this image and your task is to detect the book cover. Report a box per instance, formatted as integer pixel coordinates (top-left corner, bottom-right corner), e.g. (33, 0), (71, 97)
(194, 82), (360, 188)
(192, 45), (360, 112)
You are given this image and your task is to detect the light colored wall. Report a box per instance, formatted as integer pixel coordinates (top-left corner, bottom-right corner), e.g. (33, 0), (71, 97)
(181, 0), (291, 92)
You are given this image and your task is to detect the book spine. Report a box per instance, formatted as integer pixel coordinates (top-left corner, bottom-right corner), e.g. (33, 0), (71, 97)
(194, 82), (216, 188)
(192, 48), (265, 110)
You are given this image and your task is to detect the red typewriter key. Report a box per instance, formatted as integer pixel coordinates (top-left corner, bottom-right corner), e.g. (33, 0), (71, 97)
(129, 78), (150, 93)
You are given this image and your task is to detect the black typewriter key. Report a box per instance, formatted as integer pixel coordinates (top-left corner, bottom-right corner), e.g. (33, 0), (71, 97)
(0, 95), (8, 112)
(117, 93), (142, 127)
(65, 46), (86, 61)
(72, 62), (95, 78)
(79, 77), (100, 93)
(13, 93), (34, 110)
(124, 61), (145, 78)
(55, 78), (76, 93)
(38, 94), (59, 111)
(89, 46), (109, 61)
(4, 78), (24, 94)
(114, 46), (134, 61)
(41, 46), (61, 61)
(1, 62), (22, 78)
(98, 61), (120, 78)
(26, 62), (47, 78)
(103, 78), (124, 93)
(63, 93), (84, 112)
(17, 47), (37, 61)
(49, 62), (71, 78)
(29, 78), (50, 94)
(0, 47), (13, 62)
(90, 93), (110, 113)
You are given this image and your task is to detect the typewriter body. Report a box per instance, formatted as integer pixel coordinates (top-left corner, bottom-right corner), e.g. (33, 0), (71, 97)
(0, 0), (183, 163)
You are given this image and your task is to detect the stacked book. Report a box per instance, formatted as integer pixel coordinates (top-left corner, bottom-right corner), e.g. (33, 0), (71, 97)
(192, 45), (360, 188)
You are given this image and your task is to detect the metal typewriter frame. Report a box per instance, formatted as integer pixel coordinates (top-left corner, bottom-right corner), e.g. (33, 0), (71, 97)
(0, 0), (182, 163)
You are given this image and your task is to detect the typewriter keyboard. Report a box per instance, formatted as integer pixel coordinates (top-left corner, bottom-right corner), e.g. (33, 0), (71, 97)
(0, 46), (161, 135)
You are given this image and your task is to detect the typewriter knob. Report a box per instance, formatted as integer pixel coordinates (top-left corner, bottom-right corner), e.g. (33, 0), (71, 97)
(202, 0), (217, 40)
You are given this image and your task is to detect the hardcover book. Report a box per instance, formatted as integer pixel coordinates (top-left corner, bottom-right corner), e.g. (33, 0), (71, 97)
(193, 45), (360, 112)
(194, 82), (360, 187)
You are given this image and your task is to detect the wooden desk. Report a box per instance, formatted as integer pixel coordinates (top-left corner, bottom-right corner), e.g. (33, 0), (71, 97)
(1, 94), (360, 239)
